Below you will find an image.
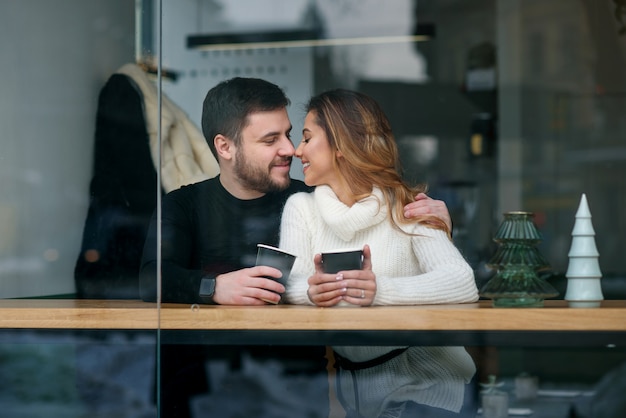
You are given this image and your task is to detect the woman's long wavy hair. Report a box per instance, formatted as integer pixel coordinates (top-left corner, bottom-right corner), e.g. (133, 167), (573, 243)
(306, 89), (449, 236)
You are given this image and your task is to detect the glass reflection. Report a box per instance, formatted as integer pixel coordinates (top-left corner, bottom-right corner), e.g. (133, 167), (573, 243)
(1, 0), (158, 416)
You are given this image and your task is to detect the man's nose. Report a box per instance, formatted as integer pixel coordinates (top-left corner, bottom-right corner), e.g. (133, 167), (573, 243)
(278, 136), (296, 156)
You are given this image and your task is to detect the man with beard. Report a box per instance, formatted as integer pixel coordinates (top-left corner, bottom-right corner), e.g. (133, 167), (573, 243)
(139, 77), (304, 305)
(138, 77), (452, 417)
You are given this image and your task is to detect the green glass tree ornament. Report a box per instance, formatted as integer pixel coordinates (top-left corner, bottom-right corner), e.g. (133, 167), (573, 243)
(480, 211), (559, 307)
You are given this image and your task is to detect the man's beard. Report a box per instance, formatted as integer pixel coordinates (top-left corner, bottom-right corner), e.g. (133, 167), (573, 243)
(234, 148), (291, 193)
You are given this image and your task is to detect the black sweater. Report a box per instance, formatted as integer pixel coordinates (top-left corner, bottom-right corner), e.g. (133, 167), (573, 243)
(139, 175), (310, 304)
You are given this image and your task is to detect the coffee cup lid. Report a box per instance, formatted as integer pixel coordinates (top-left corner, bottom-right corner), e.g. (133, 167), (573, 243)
(321, 247), (363, 254)
(257, 243), (296, 257)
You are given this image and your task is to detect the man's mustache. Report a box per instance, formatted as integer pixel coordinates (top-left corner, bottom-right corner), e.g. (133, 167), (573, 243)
(271, 157), (292, 166)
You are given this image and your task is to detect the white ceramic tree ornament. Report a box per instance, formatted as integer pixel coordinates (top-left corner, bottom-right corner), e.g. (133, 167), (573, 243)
(564, 193), (603, 308)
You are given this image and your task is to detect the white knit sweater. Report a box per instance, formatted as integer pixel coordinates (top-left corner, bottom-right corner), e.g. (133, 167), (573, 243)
(279, 186), (479, 417)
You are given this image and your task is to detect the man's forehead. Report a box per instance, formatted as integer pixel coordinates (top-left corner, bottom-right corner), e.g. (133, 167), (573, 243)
(243, 109), (291, 136)
(246, 108), (289, 121)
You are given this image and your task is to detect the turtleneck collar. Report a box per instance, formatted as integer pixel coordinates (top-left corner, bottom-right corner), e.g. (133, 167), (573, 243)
(314, 185), (388, 241)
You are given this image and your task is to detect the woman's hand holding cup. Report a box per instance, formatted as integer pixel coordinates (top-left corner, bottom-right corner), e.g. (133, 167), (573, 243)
(307, 245), (376, 306)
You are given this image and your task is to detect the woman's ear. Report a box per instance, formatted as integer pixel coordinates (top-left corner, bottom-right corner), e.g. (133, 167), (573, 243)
(335, 149), (344, 159)
(214, 134), (233, 161)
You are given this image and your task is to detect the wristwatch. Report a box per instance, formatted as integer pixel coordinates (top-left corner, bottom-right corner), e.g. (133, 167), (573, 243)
(199, 276), (216, 303)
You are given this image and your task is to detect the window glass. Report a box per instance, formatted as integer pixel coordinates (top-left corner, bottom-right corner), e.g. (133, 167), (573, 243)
(1, 1), (624, 417)
(1, 1), (158, 416)
(156, 1), (626, 417)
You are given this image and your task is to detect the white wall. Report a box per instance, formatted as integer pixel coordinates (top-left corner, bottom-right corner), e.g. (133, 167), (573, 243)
(0, 1), (136, 297)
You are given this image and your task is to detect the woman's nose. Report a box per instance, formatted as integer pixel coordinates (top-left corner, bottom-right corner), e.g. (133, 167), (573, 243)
(294, 141), (304, 158)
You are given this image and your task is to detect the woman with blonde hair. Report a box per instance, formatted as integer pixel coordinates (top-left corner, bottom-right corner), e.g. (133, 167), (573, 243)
(279, 89), (478, 417)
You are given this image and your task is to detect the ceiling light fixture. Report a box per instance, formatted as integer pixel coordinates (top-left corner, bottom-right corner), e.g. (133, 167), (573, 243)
(187, 24), (434, 51)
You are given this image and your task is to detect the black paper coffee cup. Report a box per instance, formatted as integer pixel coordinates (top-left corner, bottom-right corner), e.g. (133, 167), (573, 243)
(321, 248), (363, 274)
(255, 244), (296, 286)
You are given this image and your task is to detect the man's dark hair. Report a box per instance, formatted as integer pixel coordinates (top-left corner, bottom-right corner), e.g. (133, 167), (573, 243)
(201, 77), (290, 159)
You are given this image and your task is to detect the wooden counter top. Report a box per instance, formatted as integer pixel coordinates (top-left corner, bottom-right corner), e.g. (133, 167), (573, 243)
(161, 300), (626, 332)
(0, 299), (625, 332)
(0, 299), (158, 330)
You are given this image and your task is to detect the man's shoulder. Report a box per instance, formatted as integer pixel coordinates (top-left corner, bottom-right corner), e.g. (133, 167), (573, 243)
(167, 177), (218, 195)
(162, 177), (220, 207)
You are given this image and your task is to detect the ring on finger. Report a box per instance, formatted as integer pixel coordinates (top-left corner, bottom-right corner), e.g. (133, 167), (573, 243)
(361, 289), (365, 299)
